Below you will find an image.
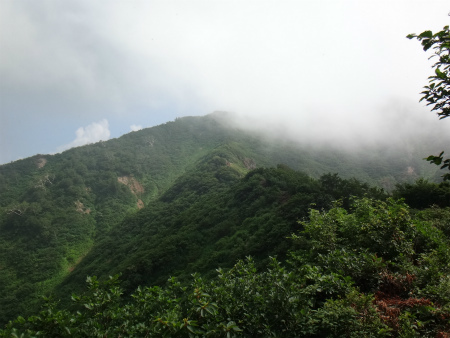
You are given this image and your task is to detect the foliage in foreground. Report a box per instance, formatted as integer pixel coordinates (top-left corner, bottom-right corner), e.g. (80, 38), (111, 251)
(393, 178), (450, 209)
(2, 198), (449, 337)
(408, 24), (450, 180)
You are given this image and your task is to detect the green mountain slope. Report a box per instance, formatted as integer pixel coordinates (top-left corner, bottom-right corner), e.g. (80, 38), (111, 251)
(0, 112), (444, 323)
(3, 197), (450, 337)
(58, 147), (386, 300)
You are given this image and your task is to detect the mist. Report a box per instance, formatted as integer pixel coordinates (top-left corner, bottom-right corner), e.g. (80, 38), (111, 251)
(0, 1), (449, 164)
(226, 98), (450, 151)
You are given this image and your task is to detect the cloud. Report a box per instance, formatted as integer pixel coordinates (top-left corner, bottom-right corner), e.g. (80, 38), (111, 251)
(57, 119), (110, 152)
(0, 0), (206, 121)
(130, 124), (143, 132)
(1, 1), (450, 164)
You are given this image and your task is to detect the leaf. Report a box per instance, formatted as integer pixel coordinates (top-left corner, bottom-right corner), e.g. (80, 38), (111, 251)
(435, 68), (445, 79)
(418, 30), (433, 38)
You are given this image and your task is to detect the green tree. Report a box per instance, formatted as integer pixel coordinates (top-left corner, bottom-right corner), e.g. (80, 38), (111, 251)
(2, 198), (450, 337)
(408, 23), (450, 180)
(393, 178), (450, 209)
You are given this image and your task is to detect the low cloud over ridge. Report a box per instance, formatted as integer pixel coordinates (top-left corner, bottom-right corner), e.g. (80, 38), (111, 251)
(57, 119), (111, 153)
(130, 124), (143, 132)
(1, 1), (449, 164)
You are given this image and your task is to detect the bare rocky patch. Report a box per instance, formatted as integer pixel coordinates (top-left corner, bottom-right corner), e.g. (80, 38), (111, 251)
(118, 176), (145, 195)
(118, 176), (145, 209)
(36, 157), (47, 168)
(75, 200), (91, 214)
(242, 157), (256, 170)
(137, 199), (144, 209)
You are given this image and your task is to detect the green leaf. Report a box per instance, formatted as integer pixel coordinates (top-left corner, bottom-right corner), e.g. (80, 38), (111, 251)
(435, 68), (445, 79)
(418, 30), (433, 38)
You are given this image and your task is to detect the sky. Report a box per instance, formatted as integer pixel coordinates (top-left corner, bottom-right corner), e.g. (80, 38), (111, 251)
(0, 0), (449, 164)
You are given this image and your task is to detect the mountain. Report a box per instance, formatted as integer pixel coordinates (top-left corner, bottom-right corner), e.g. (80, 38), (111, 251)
(0, 112), (444, 323)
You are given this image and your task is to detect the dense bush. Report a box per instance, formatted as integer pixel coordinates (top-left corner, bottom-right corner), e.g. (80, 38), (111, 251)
(2, 198), (449, 337)
(393, 178), (450, 209)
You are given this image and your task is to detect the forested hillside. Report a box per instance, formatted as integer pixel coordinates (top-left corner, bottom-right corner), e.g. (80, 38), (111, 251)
(2, 198), (450, 337)
(0, 112), (449, 334)
(56, 155), (386, 300)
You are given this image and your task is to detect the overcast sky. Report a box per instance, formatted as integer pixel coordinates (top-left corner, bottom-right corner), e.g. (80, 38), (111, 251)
(0, 0), (449, 164)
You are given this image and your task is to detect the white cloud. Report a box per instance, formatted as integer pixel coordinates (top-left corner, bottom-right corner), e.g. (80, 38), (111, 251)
(130, 124), (143, 132)
(57, 119), (110, 152)
(1, 1), (450, 164)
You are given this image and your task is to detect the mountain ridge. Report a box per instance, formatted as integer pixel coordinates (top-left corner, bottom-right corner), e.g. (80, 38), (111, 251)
(0, 111), (445, 323)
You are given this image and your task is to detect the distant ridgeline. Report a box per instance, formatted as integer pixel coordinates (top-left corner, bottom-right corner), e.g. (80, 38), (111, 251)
(0, 112), (448, 327)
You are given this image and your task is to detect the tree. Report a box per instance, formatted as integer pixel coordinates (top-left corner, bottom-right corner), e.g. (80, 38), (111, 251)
(407, 23), (450, 180)
(3, 198), (450, 337)
(393, 178), (450, 209)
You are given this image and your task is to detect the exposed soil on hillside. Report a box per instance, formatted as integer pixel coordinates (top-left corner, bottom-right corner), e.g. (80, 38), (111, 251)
(74, 200), (91, 214)
(137, 199), (144, 209)
(242, 157), (256, 170)
(118, 176), (145, 195)
(118, 176), (145, 209)
(36, 158), (47, 168)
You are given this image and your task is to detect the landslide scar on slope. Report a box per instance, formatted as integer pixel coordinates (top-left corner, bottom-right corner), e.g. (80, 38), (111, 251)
(36, 157), (47, 168)
(75, 200), (91, 214)
(118, 176), (145, 209)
